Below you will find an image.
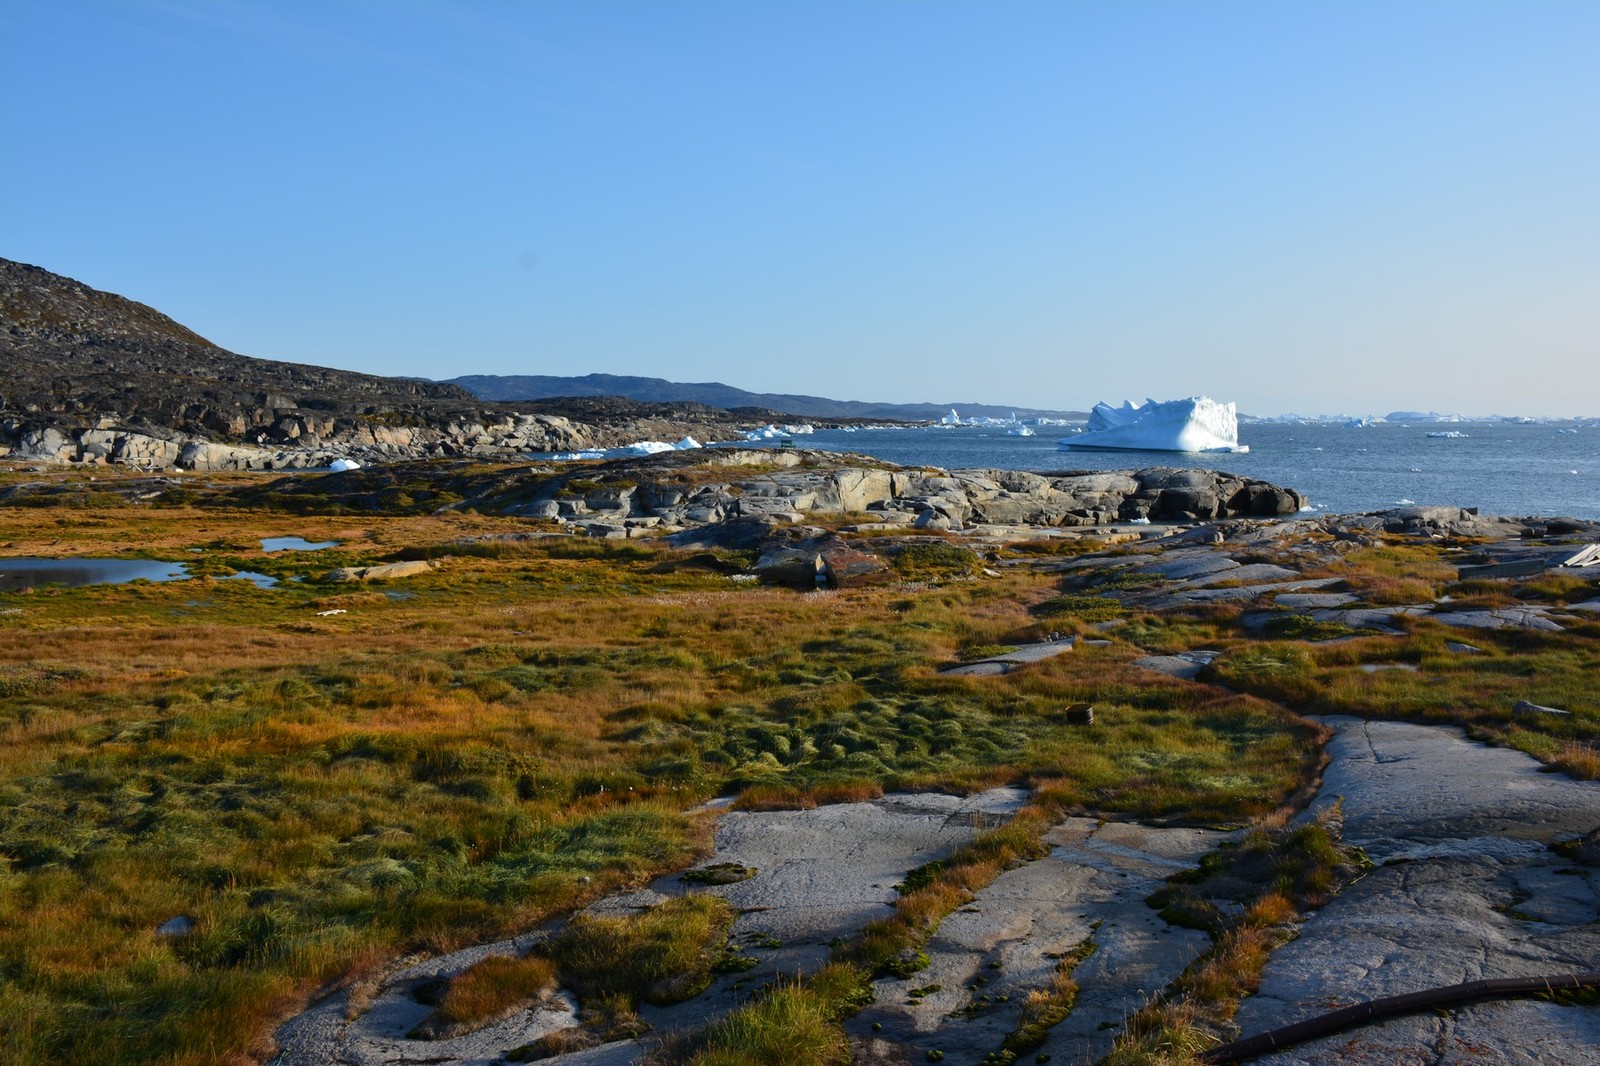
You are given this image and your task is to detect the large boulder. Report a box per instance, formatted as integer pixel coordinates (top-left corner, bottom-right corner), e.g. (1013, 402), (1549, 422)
(324, 560), (439, 582)
(752, 545), (825, 588)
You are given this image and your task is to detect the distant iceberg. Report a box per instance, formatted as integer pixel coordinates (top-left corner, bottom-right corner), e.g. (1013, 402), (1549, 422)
(546, 438), (703, 461)
(742, 423), (815, 441)
(1059, 396), (1247, 453)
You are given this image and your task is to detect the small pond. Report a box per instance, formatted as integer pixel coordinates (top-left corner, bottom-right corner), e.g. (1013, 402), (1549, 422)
(0, 558), (279, 591)
(261, 537), (339, 552)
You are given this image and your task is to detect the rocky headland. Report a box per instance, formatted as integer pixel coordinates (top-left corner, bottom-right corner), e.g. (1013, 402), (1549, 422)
(0, 258), (759, 469)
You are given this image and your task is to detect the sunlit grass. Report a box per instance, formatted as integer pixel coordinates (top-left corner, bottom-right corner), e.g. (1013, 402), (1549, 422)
(3, 487), (1586, 1062)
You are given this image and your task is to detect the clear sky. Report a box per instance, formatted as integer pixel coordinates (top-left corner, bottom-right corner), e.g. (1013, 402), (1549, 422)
(4, 1), (1596, 417)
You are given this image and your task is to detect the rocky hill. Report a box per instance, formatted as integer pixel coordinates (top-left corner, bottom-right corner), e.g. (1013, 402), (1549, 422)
(0, 258), (754, 469)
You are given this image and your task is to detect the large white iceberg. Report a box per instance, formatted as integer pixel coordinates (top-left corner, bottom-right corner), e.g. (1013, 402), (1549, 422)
(1059, 396), (1247, 453)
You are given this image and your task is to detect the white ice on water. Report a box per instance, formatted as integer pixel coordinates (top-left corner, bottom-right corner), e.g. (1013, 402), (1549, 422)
(546, 438), (705, 461)
(742, 423), (816, 441)
(328, 458), (362, 472)
(1059, 396), (1247, 453)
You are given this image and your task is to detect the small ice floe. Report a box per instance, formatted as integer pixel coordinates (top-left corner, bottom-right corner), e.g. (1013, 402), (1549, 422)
(1396, 498), (1416, 505)
(1128, 517), (1152, 525)
(328, 458), (361, 472)
(1426, 431), (1468, 438)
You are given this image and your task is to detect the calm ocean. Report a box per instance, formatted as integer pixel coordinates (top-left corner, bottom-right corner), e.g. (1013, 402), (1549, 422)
(782, 421), (1600, 521)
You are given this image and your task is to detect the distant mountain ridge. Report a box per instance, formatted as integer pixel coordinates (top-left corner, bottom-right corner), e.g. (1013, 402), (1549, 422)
(444, 373), (1087, 422)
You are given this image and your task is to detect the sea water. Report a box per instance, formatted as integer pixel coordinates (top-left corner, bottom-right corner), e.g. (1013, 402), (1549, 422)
(784, 421), (1600, 520)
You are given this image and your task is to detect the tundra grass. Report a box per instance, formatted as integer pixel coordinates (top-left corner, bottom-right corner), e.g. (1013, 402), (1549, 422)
(0, 492), (1426, 1064)
(1207, 625), (1600, 775)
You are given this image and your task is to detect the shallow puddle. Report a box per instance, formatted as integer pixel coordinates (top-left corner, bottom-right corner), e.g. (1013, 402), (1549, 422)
(0, 557), (279, 590)
(261, 537), (338, 552)
(0, 556), (188, 590)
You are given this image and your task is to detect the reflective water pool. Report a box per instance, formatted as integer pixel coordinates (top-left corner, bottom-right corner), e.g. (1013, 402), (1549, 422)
(0, 558), (280, 590)
(260, 537), (338, 552)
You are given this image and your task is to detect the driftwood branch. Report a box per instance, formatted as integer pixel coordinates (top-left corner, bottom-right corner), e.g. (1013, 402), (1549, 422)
(1203, 972), (1600, 1063)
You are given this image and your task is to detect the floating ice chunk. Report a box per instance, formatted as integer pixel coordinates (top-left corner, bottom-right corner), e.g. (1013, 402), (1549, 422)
(328, 458), (362, 472)
(1059, 396), (1247, 453)
(742, 423), (816, 441)
(1426, 431), (1468, 438)
(546, 440), (685, 460)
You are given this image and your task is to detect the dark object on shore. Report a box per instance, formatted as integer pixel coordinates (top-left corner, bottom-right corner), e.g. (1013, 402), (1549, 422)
(1065, 703), (1095, 726)
(1203, 971), (1600, 1063)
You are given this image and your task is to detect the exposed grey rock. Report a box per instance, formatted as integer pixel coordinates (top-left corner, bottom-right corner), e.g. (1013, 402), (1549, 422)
(1134, 650), (1220, 679)
(1512, 700), (1571, 717)
(852, 818), (1239, 1066)
(1184, 562), (1300, 586)
(324, 560), (438, 583)
(1429, 606), (1565, 632)
(1144, 553), (1242, 581)
(1273, 592), (1359, 609)
(1236, 718), (1600, 1065)
(273, 790), (1030, 1066)
(939, 639), (1076, 676)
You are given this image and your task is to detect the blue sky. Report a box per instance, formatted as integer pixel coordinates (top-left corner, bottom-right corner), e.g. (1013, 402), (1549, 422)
(4, 1), (1596, 416)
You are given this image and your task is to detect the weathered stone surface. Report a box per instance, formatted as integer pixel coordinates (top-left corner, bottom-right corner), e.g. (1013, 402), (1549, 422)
(940, 638), (1076, 676)
(1429, 606), (1565, 632)
(664, 516), (793, 551)
(1134, 650), (1219, 679)
(1236, 718), (1600, 1066)
(816, 541), (893, 588)
(278, 790), (1027, 1066)
(751, 545), (824, 587)
(1273, 592), (1359, 608)
(1512, 699), (1571, 717)
(324, 560), (438, 582)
